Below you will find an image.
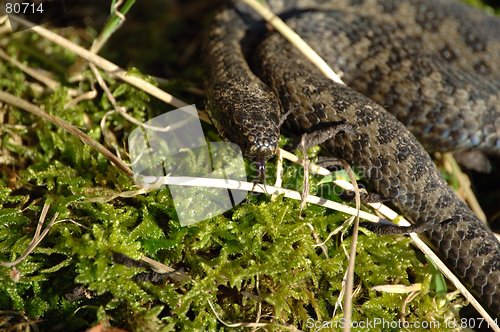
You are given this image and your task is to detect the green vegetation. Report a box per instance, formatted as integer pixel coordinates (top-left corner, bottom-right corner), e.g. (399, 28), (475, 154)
(0, 1), (495, 331)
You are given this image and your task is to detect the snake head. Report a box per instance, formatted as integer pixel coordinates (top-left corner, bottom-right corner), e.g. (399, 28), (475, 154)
(208, 84), (281, 161)
(236, 90), (282, 161)
(245, 131), (279, 160)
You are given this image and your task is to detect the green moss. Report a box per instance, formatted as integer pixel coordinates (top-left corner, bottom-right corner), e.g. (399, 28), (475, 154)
(1, 1), (494, 330)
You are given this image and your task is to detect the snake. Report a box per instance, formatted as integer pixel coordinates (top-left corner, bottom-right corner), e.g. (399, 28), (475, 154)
(203, 0), (500, 316)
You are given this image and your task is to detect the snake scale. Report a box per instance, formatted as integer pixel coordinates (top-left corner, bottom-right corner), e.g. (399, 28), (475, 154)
(203, 0), (500, 315)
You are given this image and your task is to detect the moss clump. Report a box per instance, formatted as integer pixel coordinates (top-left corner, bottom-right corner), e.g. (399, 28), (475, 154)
(1, 1), (493, 330)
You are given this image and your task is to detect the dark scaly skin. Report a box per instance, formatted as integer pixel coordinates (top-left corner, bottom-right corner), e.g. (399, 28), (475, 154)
(279, 3), (500, 155)
(257, 36), (500, 315)
(204, 0), (500, 315)
(204, 8), (280, 160)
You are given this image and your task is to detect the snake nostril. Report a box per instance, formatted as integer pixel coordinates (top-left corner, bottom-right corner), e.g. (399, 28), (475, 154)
(259, 145), (277, 156)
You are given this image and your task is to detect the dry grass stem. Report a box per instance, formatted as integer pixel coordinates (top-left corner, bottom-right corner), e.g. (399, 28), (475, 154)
(339, 161), (361, 332)
(240, 0), (344, 85)
(131, 175), (382, 223)
(0, 90), (133, 176)
(0, 203), (86, 268)
(442, 152), (487, 222)
(6, 15), (202, 119)
(0, 47), (62, 91)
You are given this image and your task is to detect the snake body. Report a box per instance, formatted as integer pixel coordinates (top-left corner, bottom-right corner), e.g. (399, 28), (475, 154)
(204, 0), (500, 315)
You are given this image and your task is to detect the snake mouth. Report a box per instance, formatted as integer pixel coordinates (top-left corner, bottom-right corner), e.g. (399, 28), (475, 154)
(246, 134), (279, 160)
